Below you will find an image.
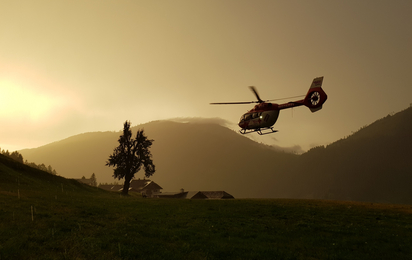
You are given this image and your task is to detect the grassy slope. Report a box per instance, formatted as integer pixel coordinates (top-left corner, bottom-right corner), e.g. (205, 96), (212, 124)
(1, 156), (412, 260)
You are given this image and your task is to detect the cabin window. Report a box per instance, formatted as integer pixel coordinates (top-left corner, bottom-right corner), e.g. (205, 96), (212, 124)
(245, 114), (252, 121)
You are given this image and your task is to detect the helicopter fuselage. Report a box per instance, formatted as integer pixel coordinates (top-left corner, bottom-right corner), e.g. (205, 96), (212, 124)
(238, 103), (279, 130)
(238, 100), (305, 131)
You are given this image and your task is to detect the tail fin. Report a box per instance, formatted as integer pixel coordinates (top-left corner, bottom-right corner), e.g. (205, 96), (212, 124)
(304, 77), (327, 112)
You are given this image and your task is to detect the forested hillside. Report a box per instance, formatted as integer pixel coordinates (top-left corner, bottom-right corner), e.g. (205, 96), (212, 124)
(283, 106), (412, 204)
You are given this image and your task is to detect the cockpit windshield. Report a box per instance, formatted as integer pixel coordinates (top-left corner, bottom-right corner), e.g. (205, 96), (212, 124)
(239, 114), (245, 123)
(240, 112), (262, 123)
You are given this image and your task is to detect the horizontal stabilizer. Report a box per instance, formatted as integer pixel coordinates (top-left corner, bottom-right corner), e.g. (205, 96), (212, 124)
(310, 105), (323, 113)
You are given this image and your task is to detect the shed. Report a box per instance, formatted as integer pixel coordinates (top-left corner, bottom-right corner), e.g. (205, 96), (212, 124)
(155, 191), (234, 199)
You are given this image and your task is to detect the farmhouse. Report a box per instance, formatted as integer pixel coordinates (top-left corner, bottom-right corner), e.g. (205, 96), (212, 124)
(98, 179), (162, 198)
(155, 190), (234, 199)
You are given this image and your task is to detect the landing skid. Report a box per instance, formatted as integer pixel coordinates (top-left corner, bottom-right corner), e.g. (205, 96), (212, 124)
(239, 127), (278, 135)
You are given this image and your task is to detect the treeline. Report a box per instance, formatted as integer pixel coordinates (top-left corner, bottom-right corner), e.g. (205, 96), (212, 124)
(0, 148), (58, 175)
(283, 106), (412, 204)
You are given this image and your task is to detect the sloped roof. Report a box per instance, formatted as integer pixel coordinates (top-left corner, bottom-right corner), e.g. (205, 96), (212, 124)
(129, 179), (151, 190)
(129, 179), (163, 192)
(143, 181), (163, 190)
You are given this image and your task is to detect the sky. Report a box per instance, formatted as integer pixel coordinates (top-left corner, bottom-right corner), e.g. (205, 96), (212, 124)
(1, 0), (411, 153)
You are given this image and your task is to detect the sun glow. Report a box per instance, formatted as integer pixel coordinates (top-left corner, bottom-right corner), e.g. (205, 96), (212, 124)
(0, 79), (65, 122)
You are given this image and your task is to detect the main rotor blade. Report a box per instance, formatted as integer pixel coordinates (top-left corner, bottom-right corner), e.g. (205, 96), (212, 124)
(210, 101), (257, 105)
(249, 86), (263, 103)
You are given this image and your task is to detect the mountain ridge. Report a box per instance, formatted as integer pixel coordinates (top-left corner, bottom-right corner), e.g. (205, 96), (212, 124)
(19, 106), (412, 203)
(20, 120), (297, 198)
(283, 106), (412, 203)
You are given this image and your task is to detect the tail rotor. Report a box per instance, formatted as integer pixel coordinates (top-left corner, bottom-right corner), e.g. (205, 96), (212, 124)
(304, 77), (327, 112)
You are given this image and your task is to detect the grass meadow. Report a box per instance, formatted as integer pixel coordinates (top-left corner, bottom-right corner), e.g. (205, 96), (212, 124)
(1, 160), (412, 259)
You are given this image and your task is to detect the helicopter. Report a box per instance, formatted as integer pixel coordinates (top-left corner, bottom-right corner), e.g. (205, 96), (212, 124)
(210, 77), (327, 135)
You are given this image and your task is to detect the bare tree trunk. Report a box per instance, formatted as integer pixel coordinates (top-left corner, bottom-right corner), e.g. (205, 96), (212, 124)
(122, 175), (132, 195)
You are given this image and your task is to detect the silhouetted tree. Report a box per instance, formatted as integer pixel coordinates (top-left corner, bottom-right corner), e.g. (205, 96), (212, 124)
(106, 121), (155, 195)
(38, 163), (47, 172)
(90, 173), (97, 187)
(10, 151), (24, 163)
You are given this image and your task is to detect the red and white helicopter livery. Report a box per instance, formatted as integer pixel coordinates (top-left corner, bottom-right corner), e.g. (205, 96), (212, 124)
(211, 77), (328, 135)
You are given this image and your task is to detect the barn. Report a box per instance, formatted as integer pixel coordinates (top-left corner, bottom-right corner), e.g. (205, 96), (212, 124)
(155, 190), (234, 199)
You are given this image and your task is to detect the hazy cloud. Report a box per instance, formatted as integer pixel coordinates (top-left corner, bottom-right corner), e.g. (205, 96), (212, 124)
(169, 117), (233, 127)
